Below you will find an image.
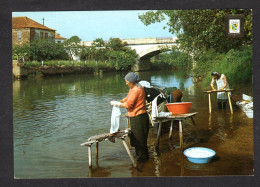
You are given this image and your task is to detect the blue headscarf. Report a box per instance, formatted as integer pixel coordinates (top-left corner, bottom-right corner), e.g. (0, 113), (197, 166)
(124, 72), (140, 83)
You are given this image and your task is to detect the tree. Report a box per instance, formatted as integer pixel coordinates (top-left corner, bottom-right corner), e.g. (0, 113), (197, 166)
(63, 36), (82, 60)
(80, 37), (137, 70)
(153, 50), (193, 70)
(12, 39), (69, 62)
(91, 38), (106, 47)
(106, 37), (127, 51)
(139, 9), (252, 54)
(105, 47), (137, 70)
(12, 42), (30, 61)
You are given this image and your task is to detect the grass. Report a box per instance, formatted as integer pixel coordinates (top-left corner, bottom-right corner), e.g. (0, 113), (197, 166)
(193, 45), (252, 89)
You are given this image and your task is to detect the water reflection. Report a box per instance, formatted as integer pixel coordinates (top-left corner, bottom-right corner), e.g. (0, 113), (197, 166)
(180, 153), (185, 176)
(88, 166), (111, 177)
(208, 114), (212, 131)
(140, 71), (193, 89)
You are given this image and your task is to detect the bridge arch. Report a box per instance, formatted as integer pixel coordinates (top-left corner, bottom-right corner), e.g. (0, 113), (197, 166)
(138, 45), (173, 59)
(131, 44), (176, 71)
(81, 37), (178, 71)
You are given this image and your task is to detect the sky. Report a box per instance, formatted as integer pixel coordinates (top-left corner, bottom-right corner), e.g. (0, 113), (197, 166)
(12, 11), (172, 41)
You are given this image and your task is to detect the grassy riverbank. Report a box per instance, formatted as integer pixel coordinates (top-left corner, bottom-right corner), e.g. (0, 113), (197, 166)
(25, 60), (114, 69)
(23, 60), (117, 76)
(194, 45), (252, 88)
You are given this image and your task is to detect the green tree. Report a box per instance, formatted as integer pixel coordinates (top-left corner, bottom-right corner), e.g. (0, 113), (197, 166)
(106, 47), (137, 70)
(63, 36), (82, 60)
(13, 42), (30, 61)
(91, 38), (106, 47)
(12, 39), (69, 62)
(106, 37), (127, 51)
(153, 49), (193, 70)
(139, 9), (252, 54)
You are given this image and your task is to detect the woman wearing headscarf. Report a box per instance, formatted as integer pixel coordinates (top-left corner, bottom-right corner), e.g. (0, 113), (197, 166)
(210, 71), (231, 109)
(110, 72), (149, 162)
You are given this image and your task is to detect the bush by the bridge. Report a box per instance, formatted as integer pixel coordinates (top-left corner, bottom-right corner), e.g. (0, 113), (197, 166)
(151, 50), (193, 71)
(80, 37), (137, 70)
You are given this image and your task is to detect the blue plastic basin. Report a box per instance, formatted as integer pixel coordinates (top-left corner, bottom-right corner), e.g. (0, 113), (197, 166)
(183, 147), (216, 164)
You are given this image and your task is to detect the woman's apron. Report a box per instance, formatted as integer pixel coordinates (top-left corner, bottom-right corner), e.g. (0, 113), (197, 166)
(216, 74), (230, 102)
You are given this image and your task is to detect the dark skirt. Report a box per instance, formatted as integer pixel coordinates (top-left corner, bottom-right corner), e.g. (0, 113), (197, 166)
(129, 113), (149, 161)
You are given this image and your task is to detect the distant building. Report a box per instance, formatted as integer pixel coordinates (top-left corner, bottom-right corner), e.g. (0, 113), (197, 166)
(12, 16), (56, 45)
(55, 33), (67, 43)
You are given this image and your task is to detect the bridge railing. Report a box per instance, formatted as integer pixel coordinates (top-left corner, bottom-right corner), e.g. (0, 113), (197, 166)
(80, 37), (177, 46)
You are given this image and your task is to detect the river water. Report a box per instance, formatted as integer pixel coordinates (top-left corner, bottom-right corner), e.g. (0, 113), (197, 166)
(13, 70), (253, 178)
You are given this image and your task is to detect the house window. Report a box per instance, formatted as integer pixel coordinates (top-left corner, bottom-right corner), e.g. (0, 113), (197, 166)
(18, 31), (21, 42)
(40, 32), (43, 39)
(45, 33), (48, 39)
(35, 33), (40, 40)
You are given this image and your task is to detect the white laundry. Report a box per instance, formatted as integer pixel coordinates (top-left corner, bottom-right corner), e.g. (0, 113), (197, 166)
(158, 112), (172, 117)
(139, 80), (151, 88)
(110, 106), (121, 134)
(110, 100), (121, 107)
(151, 93), (165, 120)
(244, 102), (253, 111)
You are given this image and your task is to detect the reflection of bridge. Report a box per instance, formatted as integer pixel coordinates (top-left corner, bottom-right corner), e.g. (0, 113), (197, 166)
(81, 37), (177, 71)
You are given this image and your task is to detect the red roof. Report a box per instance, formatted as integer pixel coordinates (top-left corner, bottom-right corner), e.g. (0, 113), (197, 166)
(55, 34), (66, 40)
(12, 16), (55, 31)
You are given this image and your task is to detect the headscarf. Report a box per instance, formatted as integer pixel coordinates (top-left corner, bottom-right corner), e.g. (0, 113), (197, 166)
(124, 72), (140, 84)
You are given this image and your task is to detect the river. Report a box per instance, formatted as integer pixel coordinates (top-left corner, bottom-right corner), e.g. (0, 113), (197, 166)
(13, 70), (253, 178)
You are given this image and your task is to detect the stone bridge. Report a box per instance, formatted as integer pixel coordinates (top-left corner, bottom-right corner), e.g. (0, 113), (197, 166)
(81, 37), (177, 71)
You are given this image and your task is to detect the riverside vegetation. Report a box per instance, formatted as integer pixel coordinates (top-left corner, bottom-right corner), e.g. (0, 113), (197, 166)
(13, 37), (137, 73)
(139, 9), (252, 89)
(13, 9), (252, 88)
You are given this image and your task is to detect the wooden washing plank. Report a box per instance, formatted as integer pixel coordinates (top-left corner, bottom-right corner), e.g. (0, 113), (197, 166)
(81, 129), (131, 146)
(155, 112), (198, 120)
(203, 89), (233, 93)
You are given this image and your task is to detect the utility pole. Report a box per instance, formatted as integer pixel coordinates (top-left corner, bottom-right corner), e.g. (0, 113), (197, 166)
(42, 17), (45, 26)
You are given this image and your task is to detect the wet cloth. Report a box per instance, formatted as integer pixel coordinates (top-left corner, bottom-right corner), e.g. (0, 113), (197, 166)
(151, 93), (165, 120)
(110, 106), (121, 134)
(129, 113), (149, 161)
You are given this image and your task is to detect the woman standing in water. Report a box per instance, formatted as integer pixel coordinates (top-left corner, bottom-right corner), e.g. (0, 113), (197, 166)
(210, 71), (231, 109)
(111, 72), (149, 162)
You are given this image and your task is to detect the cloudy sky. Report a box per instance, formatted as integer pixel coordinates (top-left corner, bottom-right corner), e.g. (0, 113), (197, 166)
(12, 11), (172, 41)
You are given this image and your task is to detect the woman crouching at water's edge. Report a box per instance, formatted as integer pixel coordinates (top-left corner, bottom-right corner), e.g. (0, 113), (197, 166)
(110, 72), (149, 162)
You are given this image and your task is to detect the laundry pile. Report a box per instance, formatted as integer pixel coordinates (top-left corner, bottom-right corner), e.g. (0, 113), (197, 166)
(236, 94), (253, 118)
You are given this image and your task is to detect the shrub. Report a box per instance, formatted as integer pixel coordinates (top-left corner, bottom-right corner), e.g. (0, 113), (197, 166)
(13, 39), (69, 62)
(151, 50), (193, 71)
(200, 45), (252, 88)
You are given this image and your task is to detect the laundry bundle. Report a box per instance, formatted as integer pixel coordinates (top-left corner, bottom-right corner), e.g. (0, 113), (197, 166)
(110, 105), (121, 134)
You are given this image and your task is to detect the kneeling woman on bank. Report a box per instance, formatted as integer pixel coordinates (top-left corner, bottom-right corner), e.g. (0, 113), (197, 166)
(111, 72), (149, 162)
